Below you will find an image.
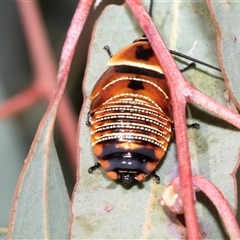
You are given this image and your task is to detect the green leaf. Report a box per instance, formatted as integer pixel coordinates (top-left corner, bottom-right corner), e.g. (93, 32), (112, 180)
(71, 2), (239, 239)
(208, 1), (240, 110)
(8, 110), (70, 239)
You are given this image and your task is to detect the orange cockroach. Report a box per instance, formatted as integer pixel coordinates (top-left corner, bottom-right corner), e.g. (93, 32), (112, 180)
(86, 0), (220, 188)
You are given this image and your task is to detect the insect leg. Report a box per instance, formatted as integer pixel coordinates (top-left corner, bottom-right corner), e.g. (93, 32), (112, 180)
(172, 123), (200, 130)
(88, 162), (101, 173)
(171, 122), (200, 141)
(180, 62), (196, 72)
(187, 123), (200, 129)
(152, 171), (160, 184)
(149, 0), (153, 17)
(86, 111), (92, 126)
(103, 45), (113, 58)
(170, 50), (221, 72)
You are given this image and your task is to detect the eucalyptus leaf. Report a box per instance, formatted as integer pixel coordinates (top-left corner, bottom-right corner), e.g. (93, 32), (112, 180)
(72, 2), (239, 239)
(208, 1), (240, 110)
(8, 110), (70, 239)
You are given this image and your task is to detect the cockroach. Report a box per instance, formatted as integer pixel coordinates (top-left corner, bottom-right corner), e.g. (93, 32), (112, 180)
(86, 0), (220, 187)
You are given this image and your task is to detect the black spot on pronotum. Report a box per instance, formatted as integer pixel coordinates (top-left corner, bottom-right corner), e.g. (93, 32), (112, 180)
(127, 80), (144, 90)
(135, 46), (154, 61)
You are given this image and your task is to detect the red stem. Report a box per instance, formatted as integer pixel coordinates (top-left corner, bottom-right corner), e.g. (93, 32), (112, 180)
(8, 0), (93, 237)
(185, 83), (240, 129)
(57, 97), (78, 172)
(192, 175), (240, 239)
(13, 0), (79, 173)
(16, 0), (56, 81)
(0, 85), (42, 120)
(125, 0), (199, 239)
(66, 0), (95, 236)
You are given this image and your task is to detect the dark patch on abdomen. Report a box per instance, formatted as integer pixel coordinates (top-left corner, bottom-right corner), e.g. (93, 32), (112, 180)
(127, 80), (144, 90)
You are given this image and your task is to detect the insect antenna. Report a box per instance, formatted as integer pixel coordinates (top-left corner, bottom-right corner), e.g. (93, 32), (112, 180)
(149, 0), (153, 18)
(170, 50), (221, 72)
(146, 0), (220, 72)
(103, 45), (113, 58)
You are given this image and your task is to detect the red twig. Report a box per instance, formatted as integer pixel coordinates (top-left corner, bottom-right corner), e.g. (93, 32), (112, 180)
(186, 82), (240, 129)
(192, 175), (240, 239)
(206, 0), (240, 111)
(126, 1), (240, 239)
(55, 0), (94, 173)
(0, 85), (42, 119)
(0, 0), (79, 173)
(16, 1), (56, 82)
(125, 1), (200, 238)
(168, 175), (240, 239)
(8, 0), (92, 237)
(66, 0), (94, 237)
(16, 0), (79, 172)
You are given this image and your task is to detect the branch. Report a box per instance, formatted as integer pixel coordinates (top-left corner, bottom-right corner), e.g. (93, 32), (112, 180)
(193, 175), (240, 239)
(125, 0), (200, 238)
(0, 0), (82, 173)
(185, 83), (240, 129)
